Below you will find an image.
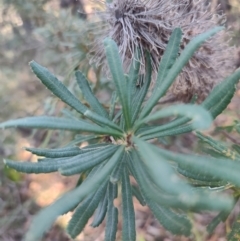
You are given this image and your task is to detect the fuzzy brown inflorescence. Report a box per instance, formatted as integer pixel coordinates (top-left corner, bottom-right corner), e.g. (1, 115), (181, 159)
(89, 0), (236, 102)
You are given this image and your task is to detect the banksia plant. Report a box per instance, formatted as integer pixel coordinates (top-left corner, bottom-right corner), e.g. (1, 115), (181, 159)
(90, 0), (236, 102)
(196, 128), (240, 239)
(1, 27), (240, 241)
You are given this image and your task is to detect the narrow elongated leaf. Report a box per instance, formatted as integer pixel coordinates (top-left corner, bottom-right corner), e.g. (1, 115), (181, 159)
(207, 210), (232, 234)
(5, 146), (114, 174)
(141, 124), (193, 140)
(25, 146), (82, 158)
(30, 61), (87, 113)
(177, 166), (224, 183)
(128, 150), (232, 211)
(128, 152), (192, 234)
(233, 145), (240, 155)
(133, 139), (233, 210)
(210, 88), (236, 119)
(139, 28), (182, 118)
(110, 158), (123, 184)
(128, 49), (141, 89)
(122, 164), (136, 241)
(113, 110), (122, 123)
(202, 69), (240, 114)
(201, 147), (227, 159)
(131, 52), (152, 124)
(75, 71), (108, 118)
(137, 116), (189, 137)
(128, 49), (141, 107)
(109, 91), (117, 120)
(154, 145), (240, 188)
(131, 185), (146, 206)
(140, 27), (223, 118)
(105, 183), (118, 241)
(67, 181), (108, 238)
(133, 137), (193, 196)
(30, 61), (122, 132)
(135, 104), (212, 131)
(91, 194), (108, 227)
(228, 212), (240, 241)
(187, 178), (226, 188)
(196, 132), (240, 161)
(128, 152), (188, 209)
(104, 38), (131, 130)
(4, 158), (65, 174)
(154, 28), (182, 88)
(149, 200), (191, 236)
(0, 116), (122, 136)
(59, 145), (118, 176)
(24, 146), (124, 241)
(38, 157), (67, 162)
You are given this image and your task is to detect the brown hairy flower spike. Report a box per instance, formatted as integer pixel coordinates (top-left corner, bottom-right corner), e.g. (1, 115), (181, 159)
(89, 0), (236, 102)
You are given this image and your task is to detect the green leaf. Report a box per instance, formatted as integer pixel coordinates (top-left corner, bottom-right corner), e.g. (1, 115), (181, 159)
(110, 157), (123, 184)
(59, 145), (118, 176)
(4, 146), (114, 174)
(0, 116), (122, 136)
(201, 147), (227, 159)
(128, 151), (186, 209)
(128, 150), (232, 211)
(131, 185), (146, 206)
(207, 210), (232, 234)
(196, 132), (240, 161)
(177, 166), (224, 183)
(91, 193), (108, 227)
(109, 91), (117, 120)
(140, 28), (182, 118)
(141, 124), (193, 140)
(105, 183), (118, 241)
(128, 48), (141, 108)
(24, 146), (124, 241)
(104, 38), (131, 130)
(137, 116), (189, 138)
(154, 146), (240, 188)
(132, 139), (234, 210)
(34, 143), (108, 161)
(75, 71), (109, 118)
(148, 201), (191, 236)
(30, 61), (122, 133)
(25, 146), (82, 158)
(128, 152), (192, 235)
(131, 52), (152, 124)
(30, 61), (87, 113)
(122, 164), (136, 241)
(67, 181), (108, 238)
(202, 69), (240, 118)
(135, 104), (212, 132)
(140, 27), (223, 118)
(187, 178), (227, 188)
(133, 137), (193, 196)
(210, 89), (236, 119)
(128, 48), (141, 89)
(228, 212), (240, 241)
(233, 145), (240, 155)
(4, 158), (66, 174)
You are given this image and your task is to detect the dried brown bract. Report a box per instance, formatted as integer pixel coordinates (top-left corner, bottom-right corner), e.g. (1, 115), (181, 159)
(89, 0), (236, 102)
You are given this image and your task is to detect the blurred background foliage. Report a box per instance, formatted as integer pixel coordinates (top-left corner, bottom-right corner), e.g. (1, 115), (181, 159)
(0, 0), (240, 240)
